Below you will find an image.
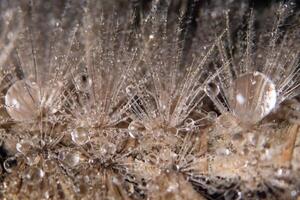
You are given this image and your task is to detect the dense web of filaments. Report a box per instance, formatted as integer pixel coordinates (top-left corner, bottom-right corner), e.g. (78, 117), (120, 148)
(0, 0), (299, 200)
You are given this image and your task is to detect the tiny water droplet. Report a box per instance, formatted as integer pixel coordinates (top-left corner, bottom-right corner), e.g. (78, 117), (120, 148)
(16, 140), (34, 155)
(59, 151), (80, 167)
(26, 152), (41, 166)
(204, 82), (220, 97)
(71, 127), (90, 145)
(207, 111), (218, 120)
(4, 157), (18, 173)
(128, 120), (144, 131)
(126, 84), (136, 96)
(100, 143), (116, 155)
(43, 159), (57, 173)
(23, 167), (44, 185)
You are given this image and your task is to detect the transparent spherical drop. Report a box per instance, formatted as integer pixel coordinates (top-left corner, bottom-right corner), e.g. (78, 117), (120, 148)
(74, 73), (92, 92)
(204, 82), (220, 97)
(25, 152), (41, 166)
(43, 159), (57, 173)
(23, 167), (45, 185)
(5, 80), (40, 121)
(3, 156), (18, 173)
(59, 151), (80, 167)
(228, 71), (277, 124)
(71, 127), (90, 145)
(128, 120), (144, 131)
(16, 140), (34, 155)
(5, 79), (63, 121)
(207, 111), (218, 121)
(100, 143), (116, 155)
(125, 84), (136, 96)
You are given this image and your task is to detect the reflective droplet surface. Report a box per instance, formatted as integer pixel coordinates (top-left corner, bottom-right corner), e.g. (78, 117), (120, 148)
(125, 84), (136, 96)
(128, 120), (144, 131)
(71, 127), (90, 145)
(204, 82), (220, 97)
(5, 79), (62, 121)
(43, 159), (57, 173)
(23, 167), (45, 185)
(59, 151), (80, 167)
(3, 157), (18, 173)
(228, 71), (277, 124)
(25, 152), (41, 166)
(5, 80), (40, 121)
(207, 111), (218, 121)
(16, 140), (34, 155)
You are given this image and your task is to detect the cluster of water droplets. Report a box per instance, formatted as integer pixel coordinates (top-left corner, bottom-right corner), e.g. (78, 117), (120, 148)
(0, 1), (299, 199)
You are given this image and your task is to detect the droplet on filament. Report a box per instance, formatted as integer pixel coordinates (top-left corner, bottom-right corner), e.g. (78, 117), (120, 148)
(5, 79), (63, 121)
(228, 71), (277, 124)
(23, 167), (45, 185)
(71, 127), (90, 145)
(5, 80), (40, 121)
(204, 82), (220, 97)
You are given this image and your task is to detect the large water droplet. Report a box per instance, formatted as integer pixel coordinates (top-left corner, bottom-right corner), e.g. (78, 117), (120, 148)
(228, 71), (277, 124)
(71, 127), (90, 145)
(23, 167), (45, 185)
(5, 80), (40, 121)
(5, 79), (62, 121)
(100, 143), (117, 155)
(204, 82), (220, 97)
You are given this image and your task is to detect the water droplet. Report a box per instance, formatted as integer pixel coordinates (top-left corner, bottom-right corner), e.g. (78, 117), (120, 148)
(3, 156), (18, 173)
(5, 80), (40, 121)
(23, 167), (45, 185)
(59, 151), (80, 167)
(204, 82), (220, 97)
(16, 140), (34, 155)
(207, 111), (218, 120)
(100, 143), (116, 155)
(26, 152), (41, 166)
(71, 127), (90, 145)
(74, 73), (92, 92)
(43, 159), (57, 173)
(5, 79), (62, 121)
(125, 84), (136, 96)
(128, 120), (144, 132)
(228, 71), (277, 124)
